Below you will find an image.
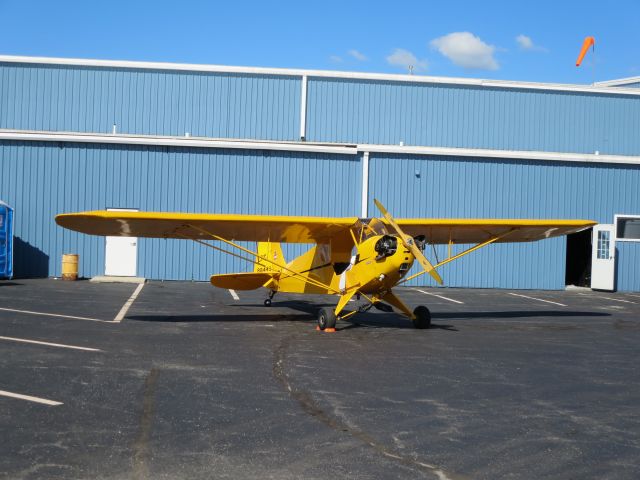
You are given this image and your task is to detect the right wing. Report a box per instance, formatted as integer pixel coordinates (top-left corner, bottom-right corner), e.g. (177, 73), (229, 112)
(55, 210), (359, 245)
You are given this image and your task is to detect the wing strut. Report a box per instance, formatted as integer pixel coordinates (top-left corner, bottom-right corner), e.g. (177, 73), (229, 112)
(181, 224), (339, 294)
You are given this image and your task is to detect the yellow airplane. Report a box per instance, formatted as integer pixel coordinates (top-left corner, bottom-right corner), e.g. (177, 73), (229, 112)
(56, 200), (595, 331)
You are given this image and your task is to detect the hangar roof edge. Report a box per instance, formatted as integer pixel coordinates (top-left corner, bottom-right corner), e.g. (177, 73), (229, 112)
(594, 76), (640, 87)
(1, 54), (639, 97)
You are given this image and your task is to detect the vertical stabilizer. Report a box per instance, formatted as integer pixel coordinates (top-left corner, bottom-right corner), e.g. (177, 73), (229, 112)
(254, 242), (285, 273)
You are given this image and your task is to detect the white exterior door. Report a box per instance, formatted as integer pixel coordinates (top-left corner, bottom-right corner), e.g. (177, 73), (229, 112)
(591, 224), (615, 291)
(105, 208), (138, 277)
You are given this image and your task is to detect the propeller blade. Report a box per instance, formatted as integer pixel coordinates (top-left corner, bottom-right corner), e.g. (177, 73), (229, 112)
(374, 199), (443, 285)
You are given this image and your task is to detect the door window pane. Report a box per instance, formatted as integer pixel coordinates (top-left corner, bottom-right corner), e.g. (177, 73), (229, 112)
(597, 230), (610, 259)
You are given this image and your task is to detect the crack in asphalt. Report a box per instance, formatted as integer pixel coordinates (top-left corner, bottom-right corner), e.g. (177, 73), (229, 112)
(272, 335), (463, 480)
(132, 367), (159, 480)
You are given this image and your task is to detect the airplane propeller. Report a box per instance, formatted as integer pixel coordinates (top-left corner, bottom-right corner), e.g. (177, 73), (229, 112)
(374, 199), (443, 285)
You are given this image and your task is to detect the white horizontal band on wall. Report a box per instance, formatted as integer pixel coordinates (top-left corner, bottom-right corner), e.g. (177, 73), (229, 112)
(360, 143), (640, 166)
(2, 129), (640, 166)
(0, 130), (358, 155)
(2, 55), (640, 97)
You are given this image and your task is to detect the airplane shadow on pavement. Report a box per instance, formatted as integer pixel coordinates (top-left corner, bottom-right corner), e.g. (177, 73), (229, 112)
(127, 302), (607, 330)
(126, 299), (458, 330)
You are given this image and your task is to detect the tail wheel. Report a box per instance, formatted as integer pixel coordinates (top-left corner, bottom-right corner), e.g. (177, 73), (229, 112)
(412, 305), (431, 329)
(317, 307), (337, 330)
(264, 290), (276, 307)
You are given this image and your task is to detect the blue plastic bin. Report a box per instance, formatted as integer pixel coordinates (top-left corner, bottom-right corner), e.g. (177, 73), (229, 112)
(0, 201), (13, 279)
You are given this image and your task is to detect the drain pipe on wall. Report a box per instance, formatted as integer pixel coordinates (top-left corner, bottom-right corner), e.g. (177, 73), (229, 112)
(361, 151), (369, 218)
(299, 75), (308, 141)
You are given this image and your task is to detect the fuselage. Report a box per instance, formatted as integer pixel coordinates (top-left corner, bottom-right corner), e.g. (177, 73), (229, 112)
(267, 218), (418, 296)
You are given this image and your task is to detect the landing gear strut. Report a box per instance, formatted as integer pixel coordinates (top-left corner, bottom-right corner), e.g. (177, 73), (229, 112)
(264, 290), (276, 307)
(412, 305), (431, 329)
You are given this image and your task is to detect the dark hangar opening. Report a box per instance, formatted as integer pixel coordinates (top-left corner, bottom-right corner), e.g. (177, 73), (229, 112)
(565, 228), (593, 287)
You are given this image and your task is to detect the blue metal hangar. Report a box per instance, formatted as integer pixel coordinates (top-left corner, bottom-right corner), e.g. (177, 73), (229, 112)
(1, 55), (639, 291)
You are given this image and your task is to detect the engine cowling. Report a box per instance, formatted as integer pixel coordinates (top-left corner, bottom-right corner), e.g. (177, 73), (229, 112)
(374, 235), (398, 260)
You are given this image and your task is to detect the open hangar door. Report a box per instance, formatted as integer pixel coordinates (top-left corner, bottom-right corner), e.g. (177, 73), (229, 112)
(565, 227), (593, 288)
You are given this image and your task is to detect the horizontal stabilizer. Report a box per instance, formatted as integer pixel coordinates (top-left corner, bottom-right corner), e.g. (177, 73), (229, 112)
(210, 272), (276, 290)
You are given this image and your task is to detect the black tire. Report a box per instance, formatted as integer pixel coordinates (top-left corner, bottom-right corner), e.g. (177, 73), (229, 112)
(264, 298), (272, 307)
(317, 307), (336, 330)
(412, 305), (431, 329)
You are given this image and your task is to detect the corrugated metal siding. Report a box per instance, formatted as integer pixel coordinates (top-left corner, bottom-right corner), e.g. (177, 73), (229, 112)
(0, 63), (300, 140)
(617, 242), (640, 291)
(0, 141), (360, 280)
(307, 78), (640, 156)
(368, 154), (640, 289)
(4, 62), (640, 157)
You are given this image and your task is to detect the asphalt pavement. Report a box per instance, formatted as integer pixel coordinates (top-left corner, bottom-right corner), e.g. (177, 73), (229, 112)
(1, 279), (639, 479)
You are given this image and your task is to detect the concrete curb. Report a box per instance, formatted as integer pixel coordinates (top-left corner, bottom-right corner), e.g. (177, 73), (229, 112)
(90, 276), (146, 284)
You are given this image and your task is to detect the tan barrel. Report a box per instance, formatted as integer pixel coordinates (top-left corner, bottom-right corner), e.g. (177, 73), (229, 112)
(61, 253), (78, 281)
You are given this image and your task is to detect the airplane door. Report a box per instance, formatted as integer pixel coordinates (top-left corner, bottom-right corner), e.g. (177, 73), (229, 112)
(105, 208), (138, 277)
(591, 224), (615, 291)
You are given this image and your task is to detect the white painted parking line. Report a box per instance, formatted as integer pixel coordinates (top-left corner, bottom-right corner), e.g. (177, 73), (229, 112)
(0, 336), (102, 352)
(589, 296), (635, 304)
(508, 293), (567, 307)
(575, 292), (636, 304)
(0, 307), (110, 323)
(0, 389), (63, 406)
(414, 289), (464, 304)
(228, 289), (239, 300)
(114, 283), (145, 323)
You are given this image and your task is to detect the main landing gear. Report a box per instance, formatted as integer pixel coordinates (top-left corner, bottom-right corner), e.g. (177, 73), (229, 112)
(264, 290), (276, 307)
(412, 305), (431, 329)
(317, 307), (337, 331)
(316, 303), (431, 331)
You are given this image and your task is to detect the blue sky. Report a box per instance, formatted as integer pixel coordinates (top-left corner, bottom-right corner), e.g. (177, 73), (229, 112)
(0, 0), (638, 84)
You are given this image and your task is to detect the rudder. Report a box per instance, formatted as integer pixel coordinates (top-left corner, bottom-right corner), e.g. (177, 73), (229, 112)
(254, 241), (285, 273)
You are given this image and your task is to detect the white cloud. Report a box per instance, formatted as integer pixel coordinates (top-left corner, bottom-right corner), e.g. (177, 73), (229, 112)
(516, 34), (547, 52)
(329, 55), (343, 63)
(386, 48), (428, 73)
(516, 34), (533, 50)
(347, 49), (367, 61)
(430, 32), (499, 70)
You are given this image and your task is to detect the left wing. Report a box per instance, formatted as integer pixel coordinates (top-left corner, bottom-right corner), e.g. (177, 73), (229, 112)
(55, 211), (358, 244)
(395, 219), (596, 244)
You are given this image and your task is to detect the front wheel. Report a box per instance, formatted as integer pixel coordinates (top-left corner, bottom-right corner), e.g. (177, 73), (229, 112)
(317, 307), (336, 330)
(412, 306), (431, 329)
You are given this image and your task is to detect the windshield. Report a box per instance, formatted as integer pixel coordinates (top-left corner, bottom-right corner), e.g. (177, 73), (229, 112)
(359, 218), (389, 241)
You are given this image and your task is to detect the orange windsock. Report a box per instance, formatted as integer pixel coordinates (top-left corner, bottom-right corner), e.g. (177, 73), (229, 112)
(576, 36), (595, 67)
